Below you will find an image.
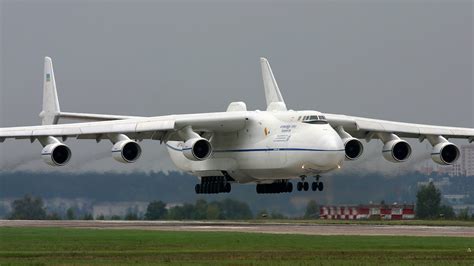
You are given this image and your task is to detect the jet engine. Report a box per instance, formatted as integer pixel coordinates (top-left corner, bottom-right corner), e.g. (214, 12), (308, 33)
(183, 138), (212, 161)
(111, 140), (142, 163)
(382, 139), (412, 163)
(41, 143), (72, 166)
(343, 138), (364, 160)
(431, 142), (460, 165)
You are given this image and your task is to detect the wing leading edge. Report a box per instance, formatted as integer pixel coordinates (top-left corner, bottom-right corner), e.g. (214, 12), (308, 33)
(325, 113), (474, 142)
(0, 112), (248, 143)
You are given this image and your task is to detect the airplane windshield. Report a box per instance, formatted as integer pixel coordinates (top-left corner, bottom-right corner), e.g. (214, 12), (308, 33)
(301, 115), (328, 124)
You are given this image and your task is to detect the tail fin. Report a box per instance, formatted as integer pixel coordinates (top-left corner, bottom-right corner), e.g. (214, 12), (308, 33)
(260, 57), (287, 111)
(39, 57), (61, 125)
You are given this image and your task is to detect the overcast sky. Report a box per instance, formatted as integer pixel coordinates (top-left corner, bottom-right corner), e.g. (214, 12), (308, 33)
(0, 0), (472, 174)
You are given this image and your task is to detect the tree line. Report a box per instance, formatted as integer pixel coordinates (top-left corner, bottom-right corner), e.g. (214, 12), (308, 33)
(7, 183), (473, 220)
(7, 196), (254, 220)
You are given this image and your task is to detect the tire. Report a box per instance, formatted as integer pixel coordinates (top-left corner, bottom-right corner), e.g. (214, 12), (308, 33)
(286, 182), (293, 193)
(195, 184), (201, 194)
(303, 182), (309, 191)
(311, 182), (317, 191)
(297, 182), (303, 191)
(225, 183), (231, 193)
(318, 182), (324, 191)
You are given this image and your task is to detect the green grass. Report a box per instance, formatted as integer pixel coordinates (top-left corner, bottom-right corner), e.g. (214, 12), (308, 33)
(0, 227), (473, 265)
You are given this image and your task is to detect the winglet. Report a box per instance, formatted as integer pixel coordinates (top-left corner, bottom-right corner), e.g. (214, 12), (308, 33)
(39, 57), (61, 125)
(260, 57), (287, 111)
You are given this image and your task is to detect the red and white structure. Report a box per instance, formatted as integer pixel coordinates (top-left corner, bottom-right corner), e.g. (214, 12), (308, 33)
(319, 204), (415, 220)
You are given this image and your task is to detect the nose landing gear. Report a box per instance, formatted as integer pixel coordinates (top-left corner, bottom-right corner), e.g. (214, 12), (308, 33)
(297, 175), (324, 192)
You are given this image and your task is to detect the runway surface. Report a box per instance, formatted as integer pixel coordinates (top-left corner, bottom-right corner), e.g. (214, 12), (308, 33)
(1, 220), (473, 237)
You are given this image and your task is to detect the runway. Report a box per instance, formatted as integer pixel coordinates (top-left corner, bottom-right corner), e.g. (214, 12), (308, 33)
(1, 220), (473, 237)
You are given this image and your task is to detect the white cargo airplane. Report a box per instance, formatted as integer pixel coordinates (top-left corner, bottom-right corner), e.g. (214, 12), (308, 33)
(1, 57), (473, 194)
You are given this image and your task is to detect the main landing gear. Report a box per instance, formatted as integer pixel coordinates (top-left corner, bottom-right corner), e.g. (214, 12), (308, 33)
(195, 176), (231, 194)
(256, 181), (293, 194)
(296, 175), (324, 192)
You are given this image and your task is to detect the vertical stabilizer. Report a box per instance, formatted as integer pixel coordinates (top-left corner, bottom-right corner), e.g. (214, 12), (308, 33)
(260, 57), (287, 111)
(39, 57), (61, 125)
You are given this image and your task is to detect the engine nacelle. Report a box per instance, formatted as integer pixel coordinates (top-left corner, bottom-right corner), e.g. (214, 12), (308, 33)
(382, 139), (412, 163)
(182, 138), (212, 161)
(431, 142), (460, 165)
(343, 138), (364, 160)
(111, 140), (142, 163)
(41, 143), (72, 166)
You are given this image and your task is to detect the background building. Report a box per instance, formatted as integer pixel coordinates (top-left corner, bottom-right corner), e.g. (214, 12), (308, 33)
(459, 145), (474, 176)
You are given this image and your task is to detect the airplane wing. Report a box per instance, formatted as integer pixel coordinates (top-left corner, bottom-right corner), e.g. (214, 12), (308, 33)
(325, 113), (474, 142)
(0, 57), (247, 143)
(0, 112), (247, 143)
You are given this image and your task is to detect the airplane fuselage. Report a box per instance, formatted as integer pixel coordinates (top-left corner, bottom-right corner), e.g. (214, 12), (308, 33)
(166, 110), (345, 183)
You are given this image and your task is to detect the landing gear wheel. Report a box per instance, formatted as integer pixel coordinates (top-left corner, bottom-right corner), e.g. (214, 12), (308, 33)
(195, 184), (201, 194)
(286, 182), (293, 193)
(311, 182), (317, 191)
(318, 182), (324, 191)
(297, 182), (303, 191)
(303, 182), (309, 191)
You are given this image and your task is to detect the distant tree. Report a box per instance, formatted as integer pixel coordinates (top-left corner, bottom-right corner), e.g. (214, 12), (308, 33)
(270, 211), (286, 219)
(96, 214), (105, 220)
(193, 199), (208, 220)
(66, 207), (75, 220)
(216, 199), (253, 220)
(304, 200), (319, 219)
(9, 195), (46, 220)
(166, 199), (253, 220)
(144, 201), (168, 220)
(206, 203), (220, 220)
(82, 213), (94, 220)
(167, 204), (195, 220)
(46, 212), (62, 220)
(439, 205), (455, 219)
(125, 212), (139, 220)
(110, 215), (122, 220)
(416, 182), (441, 219)
(458, 208), (470, 220)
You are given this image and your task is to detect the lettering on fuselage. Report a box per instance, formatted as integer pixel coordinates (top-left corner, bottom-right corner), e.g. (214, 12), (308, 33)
(273, 124), (297, 143)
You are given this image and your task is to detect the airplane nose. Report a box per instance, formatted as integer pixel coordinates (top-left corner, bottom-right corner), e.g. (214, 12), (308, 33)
(316, 132), (345, 170)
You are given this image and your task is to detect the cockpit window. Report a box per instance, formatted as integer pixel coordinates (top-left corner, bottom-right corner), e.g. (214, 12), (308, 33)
(301, 115), (328, 124)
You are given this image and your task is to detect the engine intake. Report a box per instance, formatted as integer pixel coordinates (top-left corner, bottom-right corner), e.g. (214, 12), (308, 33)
(183, 138), (212, 161)
(42, 143), (72, 166)
(431, 142), (460, 165)
(382, 140), (412, 163)
(112, 140), (142, 163)
(343, 138), (364, 160)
